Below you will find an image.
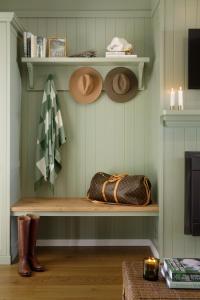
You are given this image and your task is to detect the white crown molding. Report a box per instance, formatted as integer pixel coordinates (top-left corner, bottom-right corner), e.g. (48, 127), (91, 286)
(11, 15), (25, 34)
(151, 0), (160, 17)
(0, 12), (15, 22)
(16, 10), (151, 19)
(0, 12), (24, 33)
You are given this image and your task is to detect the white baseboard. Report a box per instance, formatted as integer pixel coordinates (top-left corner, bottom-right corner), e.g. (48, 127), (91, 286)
(11, 241), (18, 263)
(37, 239), (159, 258)
(148, 240), (159, 258)
(0, 255), (11, 264)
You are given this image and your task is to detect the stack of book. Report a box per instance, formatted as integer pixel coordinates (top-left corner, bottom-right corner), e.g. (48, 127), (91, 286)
(161, 258), (200, 289)
(23, 32), (47, 58)
(105, 51), (137, 58)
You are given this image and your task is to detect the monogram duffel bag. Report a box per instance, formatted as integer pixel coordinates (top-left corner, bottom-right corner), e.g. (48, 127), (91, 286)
(87, 172), (151, 206)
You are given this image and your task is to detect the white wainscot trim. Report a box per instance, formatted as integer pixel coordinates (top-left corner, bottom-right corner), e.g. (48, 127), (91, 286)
(0, 255), (11, 265)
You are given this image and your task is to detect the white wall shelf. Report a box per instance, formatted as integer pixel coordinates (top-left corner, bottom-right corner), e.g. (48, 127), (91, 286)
(162, 110), (200, 127)
(21, 56), (150, 90)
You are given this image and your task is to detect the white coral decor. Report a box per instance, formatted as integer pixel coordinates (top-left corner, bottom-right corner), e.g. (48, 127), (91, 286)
(107, 37), (133, 52)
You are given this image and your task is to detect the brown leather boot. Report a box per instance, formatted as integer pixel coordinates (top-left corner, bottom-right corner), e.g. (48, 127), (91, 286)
(18, 216), (32, 277)
(27, 215), (45, 272)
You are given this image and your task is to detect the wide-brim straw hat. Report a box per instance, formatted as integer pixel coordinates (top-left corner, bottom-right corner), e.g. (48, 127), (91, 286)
(69, 67), (103, 104)
(104, 67), (138, 102)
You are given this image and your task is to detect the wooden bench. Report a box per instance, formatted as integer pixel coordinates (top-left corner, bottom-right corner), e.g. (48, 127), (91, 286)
(10, 197), (159, 217)
(11, 199), (159, 257)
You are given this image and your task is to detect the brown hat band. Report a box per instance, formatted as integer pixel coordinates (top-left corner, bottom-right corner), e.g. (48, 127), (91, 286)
(104, 67), (138, 102)
(69, 67), (103, 104)
(112, 73), (130, 95)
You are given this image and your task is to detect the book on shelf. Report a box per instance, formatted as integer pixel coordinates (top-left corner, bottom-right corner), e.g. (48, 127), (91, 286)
(164, 258), (200, 281)
(23, 32), (27, 57)
(36, 37), (47, 58)
(31, 34), (37, 58)
(23, 32), (47, 58)
(23, 32), (32, 58)
(105, 51), (137, 58)
(161, 266), (200, 289)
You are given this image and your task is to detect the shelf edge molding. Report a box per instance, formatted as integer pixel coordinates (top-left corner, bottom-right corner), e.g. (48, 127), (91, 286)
(161, 110), (200, 127)
(21, 56), (150, 90)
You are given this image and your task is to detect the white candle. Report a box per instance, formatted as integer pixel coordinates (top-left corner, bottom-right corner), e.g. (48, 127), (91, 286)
(170, 88), (175, 109)
(178, 86), (183, 110)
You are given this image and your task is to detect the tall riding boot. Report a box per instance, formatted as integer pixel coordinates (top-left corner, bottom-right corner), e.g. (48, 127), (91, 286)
(27, 215), (45, 272)
(18, 216), (32, 277)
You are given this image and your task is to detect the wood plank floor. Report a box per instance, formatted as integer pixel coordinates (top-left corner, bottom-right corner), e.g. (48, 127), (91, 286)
(0, 246), (152, 300)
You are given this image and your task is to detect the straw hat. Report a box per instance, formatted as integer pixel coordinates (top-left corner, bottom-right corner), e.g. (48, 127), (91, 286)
(104, 67), (138, 102)
(69, 67), (103, 104)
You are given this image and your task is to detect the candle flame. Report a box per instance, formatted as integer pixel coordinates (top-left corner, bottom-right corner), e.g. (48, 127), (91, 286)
(147, 257), (156, 262)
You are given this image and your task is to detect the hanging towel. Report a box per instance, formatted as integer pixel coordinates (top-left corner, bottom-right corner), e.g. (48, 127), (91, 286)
(35, 74), (66, 189)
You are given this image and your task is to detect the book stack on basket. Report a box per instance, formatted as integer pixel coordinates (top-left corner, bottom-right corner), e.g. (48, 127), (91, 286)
(161, 258), (200, 289)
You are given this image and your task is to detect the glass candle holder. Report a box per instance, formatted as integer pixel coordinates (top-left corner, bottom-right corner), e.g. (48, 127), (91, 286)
(143, 257), (160, 281)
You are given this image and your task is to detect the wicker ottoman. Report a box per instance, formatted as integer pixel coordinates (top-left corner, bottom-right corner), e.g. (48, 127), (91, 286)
(122, 261), (200, 299)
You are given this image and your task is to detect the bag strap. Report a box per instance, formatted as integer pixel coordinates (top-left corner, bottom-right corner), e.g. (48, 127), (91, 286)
(102, 174), (127, 203)
(143, 176), (151, 206)
(102, 180), (108, 202)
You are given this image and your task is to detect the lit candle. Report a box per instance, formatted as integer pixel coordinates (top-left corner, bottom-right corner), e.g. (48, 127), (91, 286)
(143, 257), (159, 281)
(170, 88), (175, 110)
(178, 86), (183, 110)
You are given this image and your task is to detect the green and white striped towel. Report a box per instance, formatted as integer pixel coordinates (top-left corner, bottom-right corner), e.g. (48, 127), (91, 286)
(35, 74), (66, 189)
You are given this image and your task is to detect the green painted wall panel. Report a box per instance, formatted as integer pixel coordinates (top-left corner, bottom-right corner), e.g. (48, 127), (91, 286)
(163, 0), (200, 258)
(0, 0), (151, 12)
(6, 0), (200, 256)
(19, 13), (158, 241)
(38, 217), (149, 239)
(163, 127), (200, 257)
(140, 1), (162, 254)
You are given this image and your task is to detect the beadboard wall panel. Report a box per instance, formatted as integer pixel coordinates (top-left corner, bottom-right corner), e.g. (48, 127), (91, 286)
(19, 15), (157, 240)
(10, 26), (21, 260)
(144, 1), (162, 253)
(0, 22), (10, 260)
(164, 127), (200, 258)
(0, 15), (22, 263)
(164, 0), (200, 109)
(0, 0), (151, 12)
(163, 0), (200, 257)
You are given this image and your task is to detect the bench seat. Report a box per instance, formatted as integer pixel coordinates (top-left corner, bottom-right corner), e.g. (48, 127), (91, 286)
(11, 198), (159, 217)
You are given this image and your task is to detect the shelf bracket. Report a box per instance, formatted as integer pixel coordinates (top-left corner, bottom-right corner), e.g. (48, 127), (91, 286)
(26, 62), (34, 89)
(138, 62), (145, 90)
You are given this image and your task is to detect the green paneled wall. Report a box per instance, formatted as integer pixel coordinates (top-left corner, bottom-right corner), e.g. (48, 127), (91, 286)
(163, 0), (200, 257)
(164, 127), (200, 257)
(3, 0), (200, 257)
(164, 0), (200, 109)
(0, 0), (151, 12)
(19, 13), (158, 240)
(146, 0), (162, 252)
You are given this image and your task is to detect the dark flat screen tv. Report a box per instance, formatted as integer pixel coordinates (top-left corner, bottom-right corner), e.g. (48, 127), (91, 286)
(188, 29), (200, 89)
